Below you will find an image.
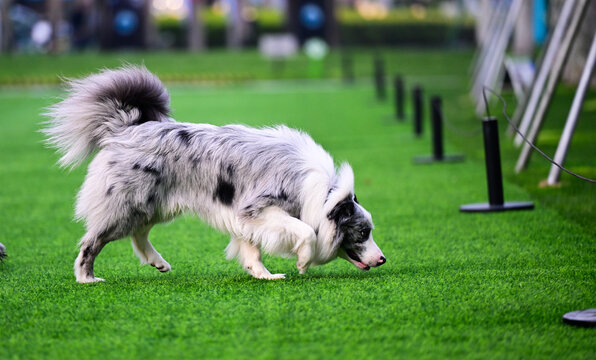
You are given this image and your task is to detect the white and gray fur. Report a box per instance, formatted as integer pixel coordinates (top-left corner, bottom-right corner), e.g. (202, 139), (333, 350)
(43, 66), (385, 283)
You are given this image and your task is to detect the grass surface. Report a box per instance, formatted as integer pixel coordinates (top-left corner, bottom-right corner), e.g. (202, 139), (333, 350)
(446, 86), (596, 232)
(0, 50), (595, 359)
(0, 49), (472, 84)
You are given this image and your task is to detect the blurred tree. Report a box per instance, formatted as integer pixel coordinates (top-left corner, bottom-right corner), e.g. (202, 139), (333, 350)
(226, 0), (249, 49)
(71, 0), (93, 50)
(474, 0), (489, 46)
(48, 0), (64, 54)
(142, 0), (155, 48)
(0, 0), (13, 53)
(188, 0), (206, 51)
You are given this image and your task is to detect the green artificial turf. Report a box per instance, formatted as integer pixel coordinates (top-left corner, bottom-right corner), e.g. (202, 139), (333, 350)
(445, 86), (596, 233)
(0, 51), (595, 359)
(0, 49), (473, 85)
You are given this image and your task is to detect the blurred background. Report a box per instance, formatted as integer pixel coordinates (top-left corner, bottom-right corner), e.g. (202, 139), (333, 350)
(0, 0), (480, 53)
(1, 0), (594, 84)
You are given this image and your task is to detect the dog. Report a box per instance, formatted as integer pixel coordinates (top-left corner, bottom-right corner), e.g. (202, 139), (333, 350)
(43, 66), (385, 283)
(0, 242), (6, 261)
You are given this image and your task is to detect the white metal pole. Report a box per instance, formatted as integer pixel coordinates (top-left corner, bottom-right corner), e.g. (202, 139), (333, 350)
(473, 0), (512, 97)
(476, 0), (491, 46)
(473, 1), (510, 90)
(513, 0), (576, 146)
(472, 1), (507, 80)
(515, 0), (589, 173)
(515, 0), (588, 147)
(475, 0), (524, 115)
(546, 32), (596, 185)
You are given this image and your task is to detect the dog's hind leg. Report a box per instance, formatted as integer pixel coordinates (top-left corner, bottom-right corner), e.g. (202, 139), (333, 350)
(74, 232), (110, 283)
(131, 225), (171, 273)
(226, 237), (285, 280)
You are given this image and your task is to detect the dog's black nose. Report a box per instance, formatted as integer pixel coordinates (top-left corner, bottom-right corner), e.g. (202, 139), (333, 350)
(377, 256), (386, 266)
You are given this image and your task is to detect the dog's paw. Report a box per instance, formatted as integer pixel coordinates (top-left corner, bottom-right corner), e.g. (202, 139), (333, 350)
(296, 261), (310, 275)
(77, 277), (105, 284)
(263, 273), (286, 280)
(252, 272), (285, 280)
(152, 260), (171, 273)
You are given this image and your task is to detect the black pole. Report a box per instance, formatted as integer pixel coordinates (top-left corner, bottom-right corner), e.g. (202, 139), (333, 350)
(394, 75), (404, 120)
(431, 96), (444, 160)
(460, 116), (533, 212)
(482, 116), (504, 206)
(412, 96), (463, 164)
(413, 85), (423, 137)
(374, 56), (386, 100)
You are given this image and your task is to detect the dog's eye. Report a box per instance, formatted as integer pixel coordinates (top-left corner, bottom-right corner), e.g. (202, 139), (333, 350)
(360, 228), (370, 239)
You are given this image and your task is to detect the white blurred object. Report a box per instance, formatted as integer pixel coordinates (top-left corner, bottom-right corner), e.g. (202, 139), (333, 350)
(439, 1), (460, 19)
(259, 33), (298, 59)
(31, 20), (52, 46)
(356, 0), (389, 20)
(303, 37), (328, 60)
(0, 242), (5, 260)
(152, 0), (187, 18)
(504, 57), (535, 100)
(463, 0), (480, 17)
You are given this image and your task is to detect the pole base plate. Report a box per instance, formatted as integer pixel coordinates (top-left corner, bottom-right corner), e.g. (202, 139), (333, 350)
(413, 154), (465, 164)
(460, 201), (534, 213)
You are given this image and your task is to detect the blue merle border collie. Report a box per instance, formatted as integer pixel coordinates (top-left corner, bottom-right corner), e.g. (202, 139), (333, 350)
(43, 66), (385, 283)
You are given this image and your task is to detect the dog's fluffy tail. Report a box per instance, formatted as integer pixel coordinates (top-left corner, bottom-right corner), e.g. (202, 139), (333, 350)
(42, 65), (171, 168)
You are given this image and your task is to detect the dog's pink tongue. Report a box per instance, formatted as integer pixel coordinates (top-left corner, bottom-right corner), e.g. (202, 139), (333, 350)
(356, 262), (369, 270)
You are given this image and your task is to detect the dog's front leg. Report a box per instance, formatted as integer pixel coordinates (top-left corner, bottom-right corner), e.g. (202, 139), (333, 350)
(295, 234), (315, 274)
(227, 237), (285, 280)
(239, 206), (316, 277)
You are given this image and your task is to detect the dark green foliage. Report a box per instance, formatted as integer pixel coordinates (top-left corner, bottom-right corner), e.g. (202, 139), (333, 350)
(338, 23), (475, 47)
(153, 7), (475, 48)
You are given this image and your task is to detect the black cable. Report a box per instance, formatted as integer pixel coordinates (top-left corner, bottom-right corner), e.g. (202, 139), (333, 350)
(483, 86), (596, 184)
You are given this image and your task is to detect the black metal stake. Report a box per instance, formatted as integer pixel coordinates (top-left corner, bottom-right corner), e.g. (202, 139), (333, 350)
(484, 116), (504, 205)
(374, 56), (386, 101)
(413, 96), (464, 164)
(413, 85), (423, 137)
(460, 117), (534, 212)
(394, 75), (404, 120)
(432, 96), (444, 160)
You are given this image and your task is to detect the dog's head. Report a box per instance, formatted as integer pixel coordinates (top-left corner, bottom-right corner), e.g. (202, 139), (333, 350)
(323, 164), (385, 271)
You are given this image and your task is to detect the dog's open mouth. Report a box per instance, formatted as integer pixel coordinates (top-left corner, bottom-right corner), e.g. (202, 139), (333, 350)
(345, 249), (370, 271)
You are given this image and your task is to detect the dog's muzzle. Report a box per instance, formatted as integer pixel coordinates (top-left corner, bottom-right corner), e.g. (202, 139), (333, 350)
(341, 249), (386, 271)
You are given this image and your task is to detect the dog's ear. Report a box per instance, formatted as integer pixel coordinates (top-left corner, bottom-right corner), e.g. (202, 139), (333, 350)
(327, 197), (354, 226)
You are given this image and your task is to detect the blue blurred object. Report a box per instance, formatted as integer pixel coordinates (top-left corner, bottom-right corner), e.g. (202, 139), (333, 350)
(533, 0), (547, 45)
(300, 3), (325, 30)
(113, 9), (139, 36)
